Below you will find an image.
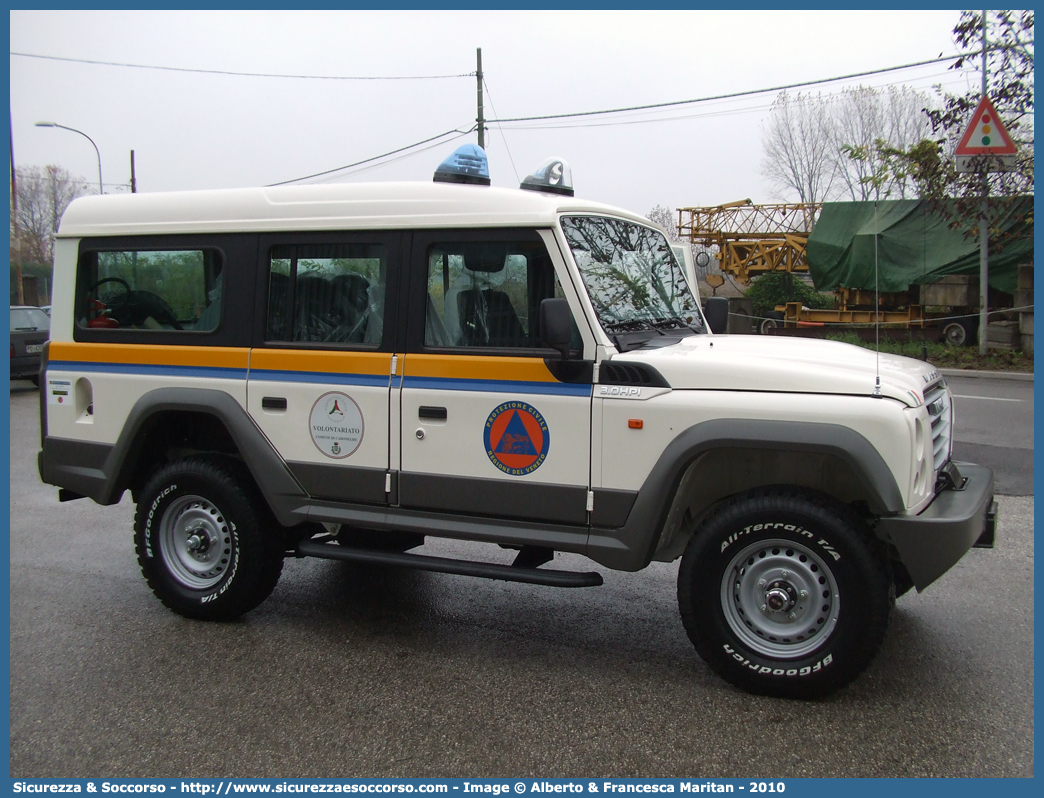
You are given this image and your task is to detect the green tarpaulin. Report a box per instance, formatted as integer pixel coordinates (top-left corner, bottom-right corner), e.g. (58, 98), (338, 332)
(806, 198), (1033, 295)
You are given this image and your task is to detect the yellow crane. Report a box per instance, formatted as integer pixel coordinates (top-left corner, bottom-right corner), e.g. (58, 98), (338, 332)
(677, 199), (928, 333)
(677, 199), (821, 284)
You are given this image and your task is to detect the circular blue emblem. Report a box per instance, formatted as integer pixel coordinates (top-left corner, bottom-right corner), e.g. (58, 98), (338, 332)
(483, 401), (550, 476)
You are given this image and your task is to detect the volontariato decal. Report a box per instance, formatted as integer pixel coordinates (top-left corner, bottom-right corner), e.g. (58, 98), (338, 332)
(47, 379), (72, 405)
(483, 401), (550, 476)
(309, 392), (364, 459)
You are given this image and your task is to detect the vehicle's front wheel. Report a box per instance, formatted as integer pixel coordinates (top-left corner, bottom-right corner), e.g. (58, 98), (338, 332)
(134, 457), (284, 620)
(678, 491), (891, 698)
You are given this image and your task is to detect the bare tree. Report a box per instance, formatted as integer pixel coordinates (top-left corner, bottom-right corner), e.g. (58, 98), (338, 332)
(831, 85), (932, 200)
(646, 205), (679, 239)
(762, 86), (932, 202)
(13, 165), (93, 265)
(760, 91), (837, 203)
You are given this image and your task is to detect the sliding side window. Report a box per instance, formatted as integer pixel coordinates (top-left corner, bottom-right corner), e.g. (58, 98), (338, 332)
(265, 243), (387, 346)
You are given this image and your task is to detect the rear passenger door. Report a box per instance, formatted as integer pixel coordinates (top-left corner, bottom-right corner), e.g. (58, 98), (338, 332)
(246, 233), (401, 505)
(398, 229), (594, 526)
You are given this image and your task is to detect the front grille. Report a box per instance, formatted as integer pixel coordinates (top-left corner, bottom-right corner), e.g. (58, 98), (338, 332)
(924, 379), (952, 473)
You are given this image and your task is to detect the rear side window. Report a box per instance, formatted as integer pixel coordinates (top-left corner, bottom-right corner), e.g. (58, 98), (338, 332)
(77, 248), (224, 332)
(265, 243), (387, 346)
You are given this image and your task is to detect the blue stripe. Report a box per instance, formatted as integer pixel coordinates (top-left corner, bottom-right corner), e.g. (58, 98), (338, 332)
(250, 369), (389, 388)
(45, 361), (589, 396)
(403, 375), (592, 397)
(48, 360), (247, 380)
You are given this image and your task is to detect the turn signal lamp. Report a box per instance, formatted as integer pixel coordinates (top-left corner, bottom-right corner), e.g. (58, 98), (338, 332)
(433, 144), (491, 186)
(520, 157), (574, 196)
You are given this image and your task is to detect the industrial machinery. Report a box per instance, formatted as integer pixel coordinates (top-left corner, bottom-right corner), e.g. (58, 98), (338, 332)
(677, 198), (1030, 344)
(677, 199), (820, 284)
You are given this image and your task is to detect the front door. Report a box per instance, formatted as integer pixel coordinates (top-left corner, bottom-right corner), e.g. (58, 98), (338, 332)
(398, 229), (593, 526)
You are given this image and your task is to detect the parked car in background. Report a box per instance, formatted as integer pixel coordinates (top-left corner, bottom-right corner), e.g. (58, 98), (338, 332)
(40, 305), (52, 316)
(10, 305), (50, 385)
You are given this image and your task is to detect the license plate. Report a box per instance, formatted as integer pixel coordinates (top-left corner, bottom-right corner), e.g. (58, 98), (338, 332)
(25, 344), (43, 354)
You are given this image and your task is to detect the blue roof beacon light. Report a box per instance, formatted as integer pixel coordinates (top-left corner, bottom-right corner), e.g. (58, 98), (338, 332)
(519, 157), (574, 196)
(433, 144), (491, 186)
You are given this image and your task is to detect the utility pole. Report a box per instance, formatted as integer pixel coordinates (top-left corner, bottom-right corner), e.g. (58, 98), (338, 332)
(978, 10), (989, 355)
(130, 150), (137, 193)
(476, 47), (486, 150)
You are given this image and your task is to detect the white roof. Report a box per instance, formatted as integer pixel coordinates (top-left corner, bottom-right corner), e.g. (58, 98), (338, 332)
(57, 181), (650, 238)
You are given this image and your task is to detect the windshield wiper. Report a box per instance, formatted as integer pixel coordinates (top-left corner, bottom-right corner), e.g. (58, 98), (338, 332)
(650, 316), (702, 333)
(603, 319), (672, 352)
(602, 319), (660, 333)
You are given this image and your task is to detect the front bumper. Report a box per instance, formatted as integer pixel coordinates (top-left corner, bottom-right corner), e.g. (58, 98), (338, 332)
(876, 462), (995, 592)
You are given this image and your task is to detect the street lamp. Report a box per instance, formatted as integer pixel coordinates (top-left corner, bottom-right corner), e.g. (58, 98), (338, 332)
(35, 121), (104, 195)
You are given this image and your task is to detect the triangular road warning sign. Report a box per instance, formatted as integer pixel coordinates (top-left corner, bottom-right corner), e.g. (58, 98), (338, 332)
(955, 95), (1017, 156)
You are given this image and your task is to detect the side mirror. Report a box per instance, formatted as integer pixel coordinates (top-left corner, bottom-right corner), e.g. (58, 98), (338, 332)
(703, 297), (729, 334)
(539, 297), (572, 359)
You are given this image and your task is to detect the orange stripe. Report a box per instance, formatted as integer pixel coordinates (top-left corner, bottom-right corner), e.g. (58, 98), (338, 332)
(48, 341), (248, 369)
(402, 353), (557, 383)
(250, 349), (391, 375)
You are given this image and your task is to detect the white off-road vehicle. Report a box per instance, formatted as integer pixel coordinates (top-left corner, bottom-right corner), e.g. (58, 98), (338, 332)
(38, 146), (995, 698)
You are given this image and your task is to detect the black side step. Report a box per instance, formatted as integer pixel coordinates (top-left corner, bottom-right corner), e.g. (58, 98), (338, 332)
(296, 540), (603, 588)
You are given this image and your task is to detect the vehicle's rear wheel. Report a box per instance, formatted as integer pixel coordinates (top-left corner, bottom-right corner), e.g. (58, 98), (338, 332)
(134, 457), (283, 620)
(943, 321), (968, 346)
(678, 490), (891, 698)
(759, 311), (785, 335)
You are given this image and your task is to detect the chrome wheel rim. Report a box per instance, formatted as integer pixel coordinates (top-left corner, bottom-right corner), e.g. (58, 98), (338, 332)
(159, 495), (234, 589)
(721, 538), (839, 658)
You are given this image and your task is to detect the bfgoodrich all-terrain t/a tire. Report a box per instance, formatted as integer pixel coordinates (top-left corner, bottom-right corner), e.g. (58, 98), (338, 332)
(134, 457), (284, 621)
(678, 490), (892, 699)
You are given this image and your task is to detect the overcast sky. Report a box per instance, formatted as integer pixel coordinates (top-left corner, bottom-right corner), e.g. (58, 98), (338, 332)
(11, 9), (972, 216)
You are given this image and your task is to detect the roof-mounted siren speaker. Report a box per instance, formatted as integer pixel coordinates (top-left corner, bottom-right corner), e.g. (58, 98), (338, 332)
(433, 144), (491, 186)
(520, 157), (574, 196)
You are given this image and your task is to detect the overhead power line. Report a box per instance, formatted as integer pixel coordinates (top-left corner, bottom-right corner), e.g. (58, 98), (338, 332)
(488, 53), (970, 124)
(267, 54), (973, 186)
(267, 127), (476, 186)
(504, 71), (967, 131)
(309, 130), (476, 183)
(11, 51), (474, 80)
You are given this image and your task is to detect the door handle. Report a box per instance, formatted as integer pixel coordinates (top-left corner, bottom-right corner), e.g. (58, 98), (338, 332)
(419, 406), (447, 420)
(262, 396), (287, 410)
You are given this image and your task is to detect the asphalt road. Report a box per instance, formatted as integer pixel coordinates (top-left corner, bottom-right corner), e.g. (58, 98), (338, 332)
(945, 373), (1034, 496)
(7, 378), (1034, 778)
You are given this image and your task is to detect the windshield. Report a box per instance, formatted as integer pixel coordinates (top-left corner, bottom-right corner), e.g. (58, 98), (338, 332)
(561, 216), (704, 347)
(10, 307), (50, 332)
